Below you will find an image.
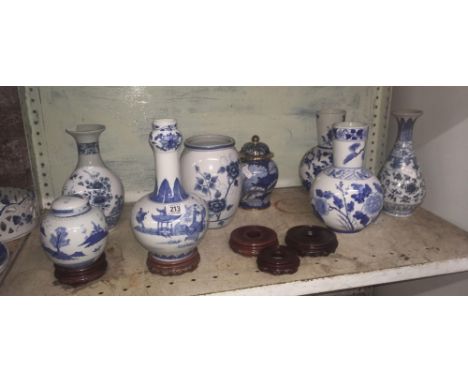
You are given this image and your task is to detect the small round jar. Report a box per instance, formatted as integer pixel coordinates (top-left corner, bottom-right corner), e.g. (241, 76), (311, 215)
(40, 196), (108, 269)
(239, 135), (279, 209)
(181, 134), (242, 229)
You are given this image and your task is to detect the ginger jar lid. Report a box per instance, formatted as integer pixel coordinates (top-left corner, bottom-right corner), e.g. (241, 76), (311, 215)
(51, 196), (90, 217)
(240, 135), (273, 161)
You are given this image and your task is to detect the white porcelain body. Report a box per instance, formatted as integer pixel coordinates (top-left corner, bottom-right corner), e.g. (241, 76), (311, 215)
(0, 187), (37, 242)
(63, 124), (124, 229)
(378, 110), (426, 217)
(130, 119), (208, 262)
(40, 197), (108, 268)
(310, 122), (383, 233)
(181, 135), (242, 229)
(299, 109), (346, 190)
(131, 194), (207, 260)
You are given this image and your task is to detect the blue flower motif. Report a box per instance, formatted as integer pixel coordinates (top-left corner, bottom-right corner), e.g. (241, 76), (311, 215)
(350, 183), (372, 203)
(226, 161), (240, 180)
(194, 172), (218, 195)
(353, 211), (369, 226)
(314, 197), (329, 216)
(363, 193), (383, 215)
(208, 199), (226, 213)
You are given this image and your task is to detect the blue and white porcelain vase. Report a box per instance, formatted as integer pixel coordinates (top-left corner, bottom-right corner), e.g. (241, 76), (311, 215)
(239, 135), (278, 209)
(40, 196), (108, 268)
(63, 124), (124, 229)
(379, 110), (426, 217)
(181, 134), (242, 228)
(311, 122), (383, 233)
(131, 119), (208, 272)
(299, 109), (346, 191)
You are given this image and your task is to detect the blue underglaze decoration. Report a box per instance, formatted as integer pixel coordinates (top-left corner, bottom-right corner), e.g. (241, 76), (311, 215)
(79, 222), (108, 248)
(77, 142), (99, 155)
(378, 116), (425, 216)
(343, 142), (365, 165)
(240, 160), (278, 209)
(314, 181), (383, 232)
(323, 167), (373, 180)
(150, 128), (182, 151)
(42, 227), (86, 260)
(300, 147), (333, 191)
(193, 160), (240, 224)
(134, 204), (206, 241)
(333, 127), (367, 141)
(150, 178), (188, 203)
(0, 191), (33, 231)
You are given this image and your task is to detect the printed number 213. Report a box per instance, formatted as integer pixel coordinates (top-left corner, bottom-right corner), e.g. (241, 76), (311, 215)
(169, 205), (181, 214)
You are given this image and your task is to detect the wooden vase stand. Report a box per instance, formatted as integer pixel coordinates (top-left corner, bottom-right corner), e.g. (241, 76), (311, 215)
(147, 248), (200, 276)
(54, 253), (107, 286)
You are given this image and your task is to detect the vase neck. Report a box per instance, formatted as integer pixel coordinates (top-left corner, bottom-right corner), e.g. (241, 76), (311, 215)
(149, 119), (188, 203)
(75, 141), (105, 166)
(393, 110), (422, 144)
(331, 123), (368, 169)
(67, 125), (106, 167)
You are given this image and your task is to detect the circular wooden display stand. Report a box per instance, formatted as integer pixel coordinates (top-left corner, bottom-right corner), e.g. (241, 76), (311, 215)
(257, 245), (300, 275)
(147, 248), (200, 276)
(229, 225), (279, 257)
(285, 225), (338, 257)
(54, 253), (107, 286)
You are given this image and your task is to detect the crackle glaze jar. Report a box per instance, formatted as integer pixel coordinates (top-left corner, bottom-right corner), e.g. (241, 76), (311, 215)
(310, 122), (383, 233)
(63, 124), (124, 229)
(299, 109), (346, 191)
(131, 119), (208, 268)
(181, 134), (242, 229)
(40, 196), (108, 268)
(379, 110), (426, 217)
(239, 135), (278, 209)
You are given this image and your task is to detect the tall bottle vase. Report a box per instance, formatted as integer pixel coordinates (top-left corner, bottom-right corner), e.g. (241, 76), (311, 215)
(63, 124), (124, 229)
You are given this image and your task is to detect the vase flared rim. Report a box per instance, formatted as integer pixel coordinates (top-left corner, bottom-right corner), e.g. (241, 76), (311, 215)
(316, 108), (346, 116)
(66, 124), (106, 136)
(184, 134), (235, 150)
(392, 109), (423, 118)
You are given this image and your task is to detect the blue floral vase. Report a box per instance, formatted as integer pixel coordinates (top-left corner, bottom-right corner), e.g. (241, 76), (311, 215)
(239, 135), (278, 209)
(379, 110), (426, 217)
(63, 124), (124, 229)
(180, 134), (242, 229)
(310, 122), (383, 233)
(40, 195), (108, 269)
(299, 109), (346, 191)
(131, 119), (208, 275)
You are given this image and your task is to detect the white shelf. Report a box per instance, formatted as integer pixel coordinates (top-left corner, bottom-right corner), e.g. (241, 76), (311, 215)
(2, 187), (468, 296)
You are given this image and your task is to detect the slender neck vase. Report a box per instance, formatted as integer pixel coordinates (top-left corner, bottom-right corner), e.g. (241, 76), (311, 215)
(332, 122), (367, 169)
(131, 119), (208, 276)
(63, 124), (124, 229)
(379, 109), (425, 217)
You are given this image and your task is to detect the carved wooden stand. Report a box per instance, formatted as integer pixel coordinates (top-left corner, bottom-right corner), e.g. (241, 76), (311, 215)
(54, 253), (107, 286)
(147, 248), (200, 276)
